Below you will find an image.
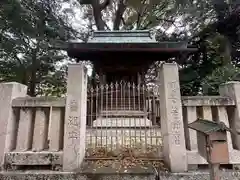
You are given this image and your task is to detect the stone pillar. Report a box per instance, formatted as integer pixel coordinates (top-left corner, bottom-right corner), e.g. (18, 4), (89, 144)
(63, 63), (88, 171)
(158, 63), (187, 172)
(0, 82), (27, 166)
(219, 81), (240, 150)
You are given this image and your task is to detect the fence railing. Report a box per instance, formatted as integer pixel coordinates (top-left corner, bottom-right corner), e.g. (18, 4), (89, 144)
(3, 89), (240, 169)
(3, 97), (65, 169)
(181, 96), (239, 165)
(11, 97), (65, 152)
(85, 83), (162, 159)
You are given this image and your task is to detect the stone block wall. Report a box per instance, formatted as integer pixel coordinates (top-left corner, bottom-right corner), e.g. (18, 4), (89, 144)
(0, 95), (65, 170)
(1, 86), (239, 172)
(1, 63), (240, 173)
(86, 128), (162, 150)
(11, 97), (65, 152)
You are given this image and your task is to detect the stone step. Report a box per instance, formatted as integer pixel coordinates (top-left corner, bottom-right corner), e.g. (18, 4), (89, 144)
(86, 128), (162, 137)
(102, 105), (144, 111)
(1, 170), (239, 180)
(93, 117), (152, 127)
(99, 104), (145, 108)
(0, 170), (156, 180)
(100, 110), (146, 117)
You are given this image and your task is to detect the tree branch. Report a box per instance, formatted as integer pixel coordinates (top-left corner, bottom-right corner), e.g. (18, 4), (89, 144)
(141, 20), (152, 30)
(103, 21), (111, 30)
(156, 17), (175, 23)
(90, 0), (110, 30)
(136, 11), (142, 29)
(121, 16), (126, 26)
(99, 0), (111, 10)
(136, 0), (148, 29)
(113, 0), (126, 30)
(141, 18), (176, 30)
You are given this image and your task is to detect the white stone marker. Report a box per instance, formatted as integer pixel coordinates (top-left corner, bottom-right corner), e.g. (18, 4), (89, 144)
(63, 63), (88, 171)
(0, 82), (27, 166)
(158, 63), (187, 172)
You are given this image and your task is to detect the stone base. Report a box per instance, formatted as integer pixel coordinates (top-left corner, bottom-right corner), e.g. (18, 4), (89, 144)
(86, 128), (162, 149)
(1, 171), (240, 180)
(3, 152), (62, 171)
(4, 152), (62, 166)
(93, 117), (152, 127)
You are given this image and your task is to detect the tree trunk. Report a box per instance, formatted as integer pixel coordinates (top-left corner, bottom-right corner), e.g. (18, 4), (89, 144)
(29, 55), (37, 97)
(113, 0), (126, 30)
(21, 70), (28, 85)
(28, 44), (40, 97)
(91, 0), (111, 30)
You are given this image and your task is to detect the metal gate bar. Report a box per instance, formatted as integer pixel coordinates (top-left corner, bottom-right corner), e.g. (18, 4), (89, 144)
(86, 82), (162, 158)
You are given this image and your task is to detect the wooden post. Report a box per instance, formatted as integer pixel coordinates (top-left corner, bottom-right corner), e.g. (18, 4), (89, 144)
(206, 138), (220, 180)
(209, 163), (220, 180)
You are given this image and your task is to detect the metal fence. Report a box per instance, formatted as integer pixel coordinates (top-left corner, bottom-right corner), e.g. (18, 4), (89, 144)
(85, 82), (162, 159)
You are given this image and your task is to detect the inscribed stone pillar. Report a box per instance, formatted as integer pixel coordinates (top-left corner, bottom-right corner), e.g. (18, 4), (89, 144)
(0, 82), (27, 166)
(63, 63), (88, 171)
(158, 63), (187, 172)
(219, 81), (240, 150)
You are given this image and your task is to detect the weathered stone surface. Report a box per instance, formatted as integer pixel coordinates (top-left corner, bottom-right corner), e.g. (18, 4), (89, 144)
(2, 171), (240, 180)
(4, 152), (63, 165)
(32, 108), (48, 152)
(48, 107), (64, 151)
(100, 111), (146, 117)
(215, 106), (240, 164)
(183, 106), (197, 151)
(93, 118), (152, 127)
(182, 96), (235, 106)
(200, 106), (212, 120)
(187, 150), (207, 165)
(0, 171), (87, 180)
(220, 82), (240, 164)
(158, 171), (240, 180)
(158, 63), (187, 172)
(12, 97), (65, 107)
(16, 108), (33, 151)
(86, 128), (162, 149)
(0, 82), (27, 166)
(63, 63), (88, 171)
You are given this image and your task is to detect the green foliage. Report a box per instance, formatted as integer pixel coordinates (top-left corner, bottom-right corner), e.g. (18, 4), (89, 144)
(201, 64), (240, 95)
(38, 65), (68, 97)
(1, 0), (239, 97)
(0, 0), (78, 96)
(180, 33), (232, 95)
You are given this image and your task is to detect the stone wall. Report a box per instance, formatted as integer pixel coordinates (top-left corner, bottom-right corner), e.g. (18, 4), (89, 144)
(2, 64), (240, 173)
(2, 171), (240, 180)
(85, 128), (162, 154)
(1, 84), (240, 172)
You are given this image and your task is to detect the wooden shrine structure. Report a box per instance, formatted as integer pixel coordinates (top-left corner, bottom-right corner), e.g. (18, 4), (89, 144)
(67, 30), (197, 84)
